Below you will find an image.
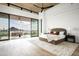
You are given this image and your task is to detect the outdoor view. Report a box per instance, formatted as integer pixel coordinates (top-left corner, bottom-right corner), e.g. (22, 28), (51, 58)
(10, 15), (31, 39)
(31, 19), (39, 37)
(0, 13), (39, 40)
(0, 13), (9, 40)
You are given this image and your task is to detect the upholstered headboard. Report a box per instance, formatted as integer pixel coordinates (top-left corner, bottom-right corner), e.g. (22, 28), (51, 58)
(50, 28), (67, 35)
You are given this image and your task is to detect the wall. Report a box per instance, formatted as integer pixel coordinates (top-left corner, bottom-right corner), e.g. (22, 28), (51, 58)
(0, 4), (39, 19)
(43, 3), (79, 42)
(39, 12), (47, 35)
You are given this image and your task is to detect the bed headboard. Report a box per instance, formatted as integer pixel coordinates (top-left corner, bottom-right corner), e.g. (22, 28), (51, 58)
(50, 28), (67, 35)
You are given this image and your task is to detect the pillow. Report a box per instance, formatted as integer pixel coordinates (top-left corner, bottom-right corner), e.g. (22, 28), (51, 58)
(50, 31), (59, 35)
(59, 31), (65, 35)
(50, 32), (53, 34)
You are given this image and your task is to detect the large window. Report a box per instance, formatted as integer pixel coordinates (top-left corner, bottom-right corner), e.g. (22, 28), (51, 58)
(10, 15), (31, 39)
(0, 13), (39, 40)
(0, 13), (9, 40)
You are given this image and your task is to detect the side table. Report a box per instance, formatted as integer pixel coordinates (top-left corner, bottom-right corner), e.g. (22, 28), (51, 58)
(66, 35), (75, 43)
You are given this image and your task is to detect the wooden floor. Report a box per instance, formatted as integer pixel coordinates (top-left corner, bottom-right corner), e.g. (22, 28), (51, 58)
(72, 46), (79, 56)
(0, 38), (55, 56)
(0, 38), (79, 56)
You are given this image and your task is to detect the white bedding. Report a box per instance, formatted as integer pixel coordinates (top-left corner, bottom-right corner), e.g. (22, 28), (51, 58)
(39, 33), (65, 42)
(39, 33), (47, 39)
(47, 34), (65, 42)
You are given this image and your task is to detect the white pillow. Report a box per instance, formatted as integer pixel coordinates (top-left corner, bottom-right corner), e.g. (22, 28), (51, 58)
(59, 31), (65, 35)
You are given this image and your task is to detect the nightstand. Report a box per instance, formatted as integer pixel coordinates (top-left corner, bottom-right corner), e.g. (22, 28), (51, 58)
(66, 34), (75, 43)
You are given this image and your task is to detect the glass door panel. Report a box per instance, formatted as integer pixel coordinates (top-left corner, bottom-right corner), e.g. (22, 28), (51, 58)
(10, 15), (31, 39)
(10, 15), (20, 39)
(31, 19), (39, 37)
(20, 17), (31, 38)
(0, 13), (9, 40)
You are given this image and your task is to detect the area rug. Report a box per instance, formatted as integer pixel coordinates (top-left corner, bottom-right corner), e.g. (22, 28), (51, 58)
(29, 38), (79, 56)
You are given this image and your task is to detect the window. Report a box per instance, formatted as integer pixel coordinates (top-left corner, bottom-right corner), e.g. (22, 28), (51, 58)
(0, 13), (9, 40)
(0, 13), (39, 40)
(31, 19), (39, 37)
(10, 15), (31, 39)
(41, 19), (42, 33)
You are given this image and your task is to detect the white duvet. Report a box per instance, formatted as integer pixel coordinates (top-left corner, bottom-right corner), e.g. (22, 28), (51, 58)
(39, 34), (65, 42)
(47, 34), (65, 42)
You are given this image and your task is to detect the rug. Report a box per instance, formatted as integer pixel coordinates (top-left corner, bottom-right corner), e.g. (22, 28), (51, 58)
(29, 38), (79, 56)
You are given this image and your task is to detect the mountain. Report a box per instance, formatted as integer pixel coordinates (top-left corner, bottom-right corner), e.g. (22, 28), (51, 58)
(0, 27), (30, 32)
(10, 27), (23, 31)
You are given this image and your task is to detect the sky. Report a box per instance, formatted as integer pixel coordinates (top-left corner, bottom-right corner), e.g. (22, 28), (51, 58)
(10, 19), (31, 30)
(0, 18), (8, 30)
(0, 18), (31, 30)
(0, 18), (37, 31)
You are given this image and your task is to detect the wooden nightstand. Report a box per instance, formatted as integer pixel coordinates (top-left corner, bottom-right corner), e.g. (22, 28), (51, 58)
(66, 34), (75, 43)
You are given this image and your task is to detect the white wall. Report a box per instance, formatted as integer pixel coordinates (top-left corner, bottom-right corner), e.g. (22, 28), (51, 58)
(0, 4), (39, 19)
(39, 12), (47, 34)
(43, 3), (79, 42)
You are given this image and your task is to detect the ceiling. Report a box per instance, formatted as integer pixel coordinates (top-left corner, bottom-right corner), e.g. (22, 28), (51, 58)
(12, 3), (58, 13)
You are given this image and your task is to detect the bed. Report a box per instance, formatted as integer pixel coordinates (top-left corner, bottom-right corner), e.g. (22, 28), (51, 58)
(39, 28), (67, 45)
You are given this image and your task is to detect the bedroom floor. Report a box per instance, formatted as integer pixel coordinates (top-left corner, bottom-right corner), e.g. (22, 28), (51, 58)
(0, 38), (54, 56)
(0, 37), (79, 56)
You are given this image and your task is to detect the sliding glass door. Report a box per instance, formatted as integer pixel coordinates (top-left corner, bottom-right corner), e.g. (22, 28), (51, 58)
(0, 13), (39, 40)
(10, 15), (31, 39)
(0, 13), (9, 40)
(20, 17), (31, 38)
(31, 19), (39, 37)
